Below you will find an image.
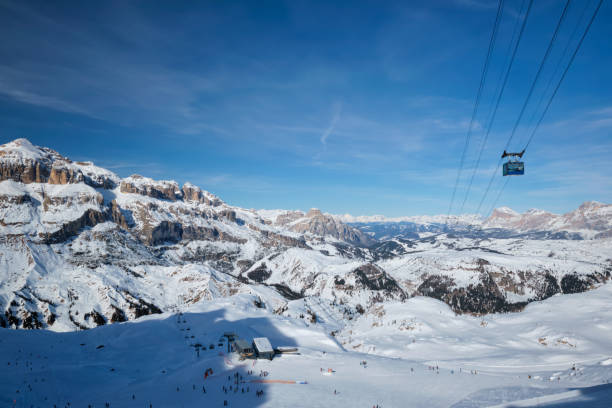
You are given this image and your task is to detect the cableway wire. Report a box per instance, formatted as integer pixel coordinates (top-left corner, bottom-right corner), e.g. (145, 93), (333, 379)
(445, 0), (505, 227)
(480, 0), (528, 153)
(523, 0), (592, 145)
(524, 0), (603, 151)
(503, 0), (573, 151)
(475, 0), (573, 215)
(467, 0), (527, 226)
(484, 0), (604, 217)
(457, 0), (534, 214)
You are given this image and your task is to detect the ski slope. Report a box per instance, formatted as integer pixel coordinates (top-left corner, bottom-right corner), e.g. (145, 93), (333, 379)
(2, 284), (612, 407)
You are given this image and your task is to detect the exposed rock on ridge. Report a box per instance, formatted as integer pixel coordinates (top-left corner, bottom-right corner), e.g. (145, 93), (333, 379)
(0, 139), (119, 189)
(273, 208), (374, 247)
(485, 202), (612, 239)
(1, 138), (611, 332)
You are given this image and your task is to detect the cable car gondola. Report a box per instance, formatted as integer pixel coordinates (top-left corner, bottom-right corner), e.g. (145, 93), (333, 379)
(501, 149), (525, 176)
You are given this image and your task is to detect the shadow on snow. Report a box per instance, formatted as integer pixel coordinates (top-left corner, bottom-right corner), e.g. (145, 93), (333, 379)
(1, 308), (299, 407)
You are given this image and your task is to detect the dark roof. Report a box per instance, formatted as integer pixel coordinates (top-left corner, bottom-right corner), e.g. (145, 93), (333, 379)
(235, 339), (252, 350)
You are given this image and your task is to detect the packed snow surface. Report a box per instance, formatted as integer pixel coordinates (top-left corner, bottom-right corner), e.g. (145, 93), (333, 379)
(2, 284), (612, 407)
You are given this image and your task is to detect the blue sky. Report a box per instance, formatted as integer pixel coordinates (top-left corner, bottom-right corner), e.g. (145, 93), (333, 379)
(0, 0), (610, 216)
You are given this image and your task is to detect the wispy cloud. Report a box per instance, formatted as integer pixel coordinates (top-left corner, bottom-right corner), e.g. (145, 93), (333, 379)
(0, 69), (93, 117)
(541, 105), (612, 133)
(0, 0), (607, 216)
(320, 102), (342, 146)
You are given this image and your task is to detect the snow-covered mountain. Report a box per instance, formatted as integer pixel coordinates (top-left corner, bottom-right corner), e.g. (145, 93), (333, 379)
(484, 202), (612, 238)
(1, 138), (611, 333)
(258, 207), (374, 247)
(0, 139), (399, 330)
(337, 213), (482, 226)
(341, 202), (612, 241)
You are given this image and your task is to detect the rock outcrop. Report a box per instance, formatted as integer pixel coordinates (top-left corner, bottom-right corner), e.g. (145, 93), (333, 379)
(418, 271), (528, 315)
(39, 209), (107, 244)
(1, 138), (610, 332)
(182, 182), (223, 206)
(120, 175), (182, 201)
(484, 201), (612, 239)
(0, 139), (118, 188)
(352, 263), (405, 298)
(274, 208), (374, 247)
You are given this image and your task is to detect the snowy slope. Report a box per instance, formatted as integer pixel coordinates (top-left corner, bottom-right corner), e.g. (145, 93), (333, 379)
(2, 285), (612, 407)
(1, 138), (611, 334)
(2, 138), (612, 406)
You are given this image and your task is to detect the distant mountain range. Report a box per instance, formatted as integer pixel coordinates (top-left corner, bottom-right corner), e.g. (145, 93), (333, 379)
(337, 213), (482, 225)
(484, 202), (612, 239)
(0, 138), (610, 332)
(337, 201), (612, 241)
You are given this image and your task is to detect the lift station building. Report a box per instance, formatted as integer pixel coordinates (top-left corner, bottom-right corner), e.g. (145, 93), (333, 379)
(253, 337), (274, 360)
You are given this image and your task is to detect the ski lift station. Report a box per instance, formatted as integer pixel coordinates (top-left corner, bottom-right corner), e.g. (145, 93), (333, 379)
(232, 336), (276, 360)
(253, 337), (274, 360)
(234, 339), (254, 358)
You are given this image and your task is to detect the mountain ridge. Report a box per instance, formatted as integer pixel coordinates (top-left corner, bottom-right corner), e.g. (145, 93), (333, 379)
(1, 138), (610, 332)
(337, 201), (612, 240)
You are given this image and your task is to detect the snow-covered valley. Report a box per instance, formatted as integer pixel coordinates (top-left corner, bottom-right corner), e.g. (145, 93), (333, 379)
(2, 285), (612, 407)
(1, 138), (612, 407)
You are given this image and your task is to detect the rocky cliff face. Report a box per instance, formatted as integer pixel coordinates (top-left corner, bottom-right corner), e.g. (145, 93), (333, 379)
(182, 182), (223, 206)
(1, 138), (610, 331)
(0, 139), (390, 330)
(272, 208), (375, 247)
(120, 175), (183, 201)
(0, 139), (119, 189)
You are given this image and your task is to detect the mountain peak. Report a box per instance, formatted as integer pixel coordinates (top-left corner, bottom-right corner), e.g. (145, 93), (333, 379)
(9, 137), (34, 147)
(306, 208), (323, 217)
(578, 201), (605, 210)
(491, 206), (519, 216)
(1, 138), (52, 162)
(1, 138), (119, 188)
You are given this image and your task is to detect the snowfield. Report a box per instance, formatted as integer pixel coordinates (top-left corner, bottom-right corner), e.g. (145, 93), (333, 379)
(2, 139), (612, 407)
(2, 284), (612, 407)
